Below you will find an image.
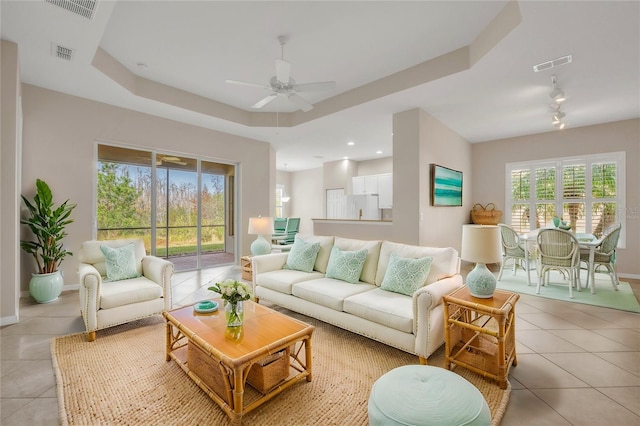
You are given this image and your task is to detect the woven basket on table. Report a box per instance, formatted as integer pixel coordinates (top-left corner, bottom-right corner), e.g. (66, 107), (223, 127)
(471, 203), (502, 225)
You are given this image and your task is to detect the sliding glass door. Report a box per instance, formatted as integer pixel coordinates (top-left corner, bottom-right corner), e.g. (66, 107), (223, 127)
(97, 144), (235, 271)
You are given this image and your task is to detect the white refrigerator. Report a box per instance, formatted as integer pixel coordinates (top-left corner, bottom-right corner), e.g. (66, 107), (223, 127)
(345, 194), (381, 220)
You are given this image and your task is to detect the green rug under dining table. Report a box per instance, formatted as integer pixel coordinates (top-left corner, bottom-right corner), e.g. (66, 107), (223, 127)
(496, 270), (640, 313)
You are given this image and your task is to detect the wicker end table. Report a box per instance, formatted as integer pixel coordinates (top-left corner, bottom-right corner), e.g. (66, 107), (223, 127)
(443, 286), (519, 389)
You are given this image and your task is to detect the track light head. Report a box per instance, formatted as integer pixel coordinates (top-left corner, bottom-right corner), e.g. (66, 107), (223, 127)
(552, 111), (566, 124)
(550, 88), (566, 103)
(549, 75), (566, 103)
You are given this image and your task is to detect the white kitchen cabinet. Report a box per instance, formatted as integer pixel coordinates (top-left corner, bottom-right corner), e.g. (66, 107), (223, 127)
(352, 176), (365, 195)
(378, 173), (393, 209)
(352, 175), (379, 194)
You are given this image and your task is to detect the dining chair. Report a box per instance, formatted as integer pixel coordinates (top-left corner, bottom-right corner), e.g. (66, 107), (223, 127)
(276, 217), (300, 245)
(536, 228), (581, 298)
(497, 223), (532, 286)
(580, 223), (621, 291)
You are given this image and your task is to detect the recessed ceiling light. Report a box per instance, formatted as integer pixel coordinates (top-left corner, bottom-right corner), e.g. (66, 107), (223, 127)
(343, 156), (349, 160)
(376, 150), (383, 154)
(347, 141), (355, 146)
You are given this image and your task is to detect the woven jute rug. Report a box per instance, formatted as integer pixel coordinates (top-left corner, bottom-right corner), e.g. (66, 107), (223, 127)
(52, 310), (510, 425)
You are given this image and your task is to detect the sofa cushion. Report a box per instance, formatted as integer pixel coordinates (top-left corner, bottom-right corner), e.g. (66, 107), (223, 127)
(292, 278), (377, 311)
(326, 247), (368, 284)
(284, 236), (321, 273)
(295, 234), (335, 273)
(256, 270), (324, 295)
(100, 277), (162, 309)
(343, 288), (414, 333)
(100, 243), (142, 282)
(381, 253), (433, 296)
(334, 238), (382, 284)
(375, 241), (459, 286)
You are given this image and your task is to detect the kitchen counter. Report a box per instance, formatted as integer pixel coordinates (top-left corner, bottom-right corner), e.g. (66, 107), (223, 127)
(311, 218), (393, 240)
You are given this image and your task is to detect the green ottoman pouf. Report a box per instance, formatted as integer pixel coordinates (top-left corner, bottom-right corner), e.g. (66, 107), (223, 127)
(368, 365), (491, 426)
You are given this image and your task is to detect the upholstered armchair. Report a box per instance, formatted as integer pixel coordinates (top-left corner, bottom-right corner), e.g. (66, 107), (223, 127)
(78, 239), (174, 341)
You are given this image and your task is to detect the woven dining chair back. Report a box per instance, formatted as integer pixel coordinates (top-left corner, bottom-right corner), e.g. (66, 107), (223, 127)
(597, 223), (621, 260)
(497, 224), (532, 285)
(537, 228), (581, 298)
(580, 223), (621, 290)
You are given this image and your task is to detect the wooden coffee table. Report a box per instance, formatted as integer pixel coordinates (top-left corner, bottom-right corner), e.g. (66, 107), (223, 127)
(164, 300), (314, 423)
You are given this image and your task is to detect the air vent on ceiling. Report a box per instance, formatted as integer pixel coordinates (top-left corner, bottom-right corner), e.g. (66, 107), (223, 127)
(52, 43), (75, 61)
(533, 55), (572, 73)
(45, 0), (97, 20)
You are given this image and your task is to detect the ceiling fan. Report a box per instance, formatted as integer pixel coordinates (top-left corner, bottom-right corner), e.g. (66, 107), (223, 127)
(156, 155), (187, 166)
(225, 36), (336, 112)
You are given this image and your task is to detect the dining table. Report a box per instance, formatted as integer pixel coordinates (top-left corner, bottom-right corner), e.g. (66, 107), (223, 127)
(520, 228), (603, 294)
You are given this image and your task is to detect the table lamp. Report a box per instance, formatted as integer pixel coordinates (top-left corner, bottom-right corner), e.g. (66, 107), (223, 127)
(248, 216), (274, 256)
(461, 224), (502, 298)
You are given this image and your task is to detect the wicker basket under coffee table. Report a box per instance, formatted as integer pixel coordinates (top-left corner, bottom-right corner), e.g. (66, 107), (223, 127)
(443, 287), (519, 389)
(164, 300), (314, 424)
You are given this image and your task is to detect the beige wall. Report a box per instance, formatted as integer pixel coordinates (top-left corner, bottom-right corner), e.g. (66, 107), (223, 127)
(472, 118), (640, 277)
(19, 85), (274, 292)
(357, 156), (392, 176)
(290, 167), (324, 234)
(1, 40), (22, 324)
(392, 108), (472, 251)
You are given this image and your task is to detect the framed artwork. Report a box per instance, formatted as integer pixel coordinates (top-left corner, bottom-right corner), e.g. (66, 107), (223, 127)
(431, 164), (463, 206)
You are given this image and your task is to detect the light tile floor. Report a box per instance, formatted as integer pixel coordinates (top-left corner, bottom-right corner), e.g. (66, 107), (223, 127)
(1, 265), (639, 425)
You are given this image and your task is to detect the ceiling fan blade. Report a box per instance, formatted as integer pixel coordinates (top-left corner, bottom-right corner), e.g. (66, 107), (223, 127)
(252, 94), (278, 109)
(293, 81), (337, 92)
(288, 93), (313, 112)
(275, 59), (291, 84)
(225, 79), (270, 89)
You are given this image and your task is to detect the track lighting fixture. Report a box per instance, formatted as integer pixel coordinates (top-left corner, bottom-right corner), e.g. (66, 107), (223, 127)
(549, 75), (567, 129)
(549, 75), (566, 103)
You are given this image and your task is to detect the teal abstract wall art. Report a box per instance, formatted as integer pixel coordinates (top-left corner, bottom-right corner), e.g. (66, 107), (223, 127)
(431, 164), (463, 206)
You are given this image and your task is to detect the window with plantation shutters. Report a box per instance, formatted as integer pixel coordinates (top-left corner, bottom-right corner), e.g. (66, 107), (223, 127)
(505, 152), (625, 247)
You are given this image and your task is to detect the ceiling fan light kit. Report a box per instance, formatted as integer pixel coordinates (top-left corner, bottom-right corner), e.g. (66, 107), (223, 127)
(226, 35), (336, 112)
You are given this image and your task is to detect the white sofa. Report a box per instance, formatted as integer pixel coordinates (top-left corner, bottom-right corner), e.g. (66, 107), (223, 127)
(252, 235), (463, 363)
(78, 239), (174, 341)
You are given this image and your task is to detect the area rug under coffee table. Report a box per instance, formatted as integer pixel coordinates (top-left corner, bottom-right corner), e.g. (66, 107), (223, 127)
(52, 310), (510, 425)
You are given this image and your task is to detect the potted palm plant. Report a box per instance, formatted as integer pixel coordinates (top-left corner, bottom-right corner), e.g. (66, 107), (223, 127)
(20, 179), (76, 303)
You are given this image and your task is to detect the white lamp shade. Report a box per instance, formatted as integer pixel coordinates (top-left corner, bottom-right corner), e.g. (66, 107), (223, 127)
(461, 225), (502, 264)
(248, 216), (274, 235)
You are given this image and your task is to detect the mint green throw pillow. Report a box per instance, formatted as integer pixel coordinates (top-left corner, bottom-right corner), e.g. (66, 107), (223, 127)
(100, 243), (141, 282)
(284, 237), (321, 273)
(380, 253), (432, 296)
(325, 246), (367, 284)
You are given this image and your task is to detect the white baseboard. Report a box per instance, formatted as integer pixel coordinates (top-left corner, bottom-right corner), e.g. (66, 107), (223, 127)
(619, 273), (640, 280)
(19, 284), (79, 299)
(1, 315), (19, 326)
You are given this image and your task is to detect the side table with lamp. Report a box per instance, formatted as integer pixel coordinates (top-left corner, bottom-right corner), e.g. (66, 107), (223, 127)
(444, 224), (519, 389)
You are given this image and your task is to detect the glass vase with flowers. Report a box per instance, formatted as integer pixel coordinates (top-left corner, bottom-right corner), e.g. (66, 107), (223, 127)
(208, 279), (252, 327)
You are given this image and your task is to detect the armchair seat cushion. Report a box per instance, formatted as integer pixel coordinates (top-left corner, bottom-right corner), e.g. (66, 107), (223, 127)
(99, 277), (163, 310)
